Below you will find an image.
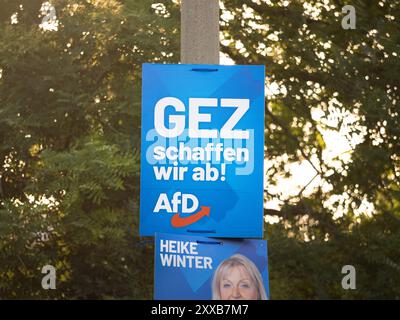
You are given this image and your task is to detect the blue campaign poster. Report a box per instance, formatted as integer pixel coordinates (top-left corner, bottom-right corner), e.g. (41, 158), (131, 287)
(140, 63), (265, 238)
(154, 233), (269, 300)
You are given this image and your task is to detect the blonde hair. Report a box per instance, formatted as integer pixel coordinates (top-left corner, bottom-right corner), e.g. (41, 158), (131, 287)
(211, 254), (267, 300)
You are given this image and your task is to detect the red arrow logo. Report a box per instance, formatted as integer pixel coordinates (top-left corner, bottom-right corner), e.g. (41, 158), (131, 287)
(171, 206), (211, 228)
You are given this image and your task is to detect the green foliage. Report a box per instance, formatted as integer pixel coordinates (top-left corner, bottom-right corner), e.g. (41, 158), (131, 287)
(222, 0), (400, 299)
(0, 0), (179, 299)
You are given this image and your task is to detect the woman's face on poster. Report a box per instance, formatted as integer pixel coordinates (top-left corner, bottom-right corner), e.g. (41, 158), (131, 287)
(219, 266), (258, 300)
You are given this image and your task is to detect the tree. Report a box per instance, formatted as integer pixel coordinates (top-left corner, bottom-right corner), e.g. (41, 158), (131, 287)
(222, 0), (400, 298)
(0, 0), (179, 299)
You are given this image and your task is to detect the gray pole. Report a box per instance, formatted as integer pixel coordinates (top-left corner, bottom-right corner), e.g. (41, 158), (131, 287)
(181, 0), (220, 65)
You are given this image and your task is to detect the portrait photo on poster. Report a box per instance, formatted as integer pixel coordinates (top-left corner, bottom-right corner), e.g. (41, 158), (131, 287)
(211, 253), (267, 300)
(154, 233), (269, 300)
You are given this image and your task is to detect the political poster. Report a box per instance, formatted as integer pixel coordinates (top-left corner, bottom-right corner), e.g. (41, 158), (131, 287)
(140, 63), (265, 238)
(154, 233), (269, 300)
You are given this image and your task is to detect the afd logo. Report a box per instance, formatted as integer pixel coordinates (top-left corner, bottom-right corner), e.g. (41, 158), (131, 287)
(154, 192), (210, 228)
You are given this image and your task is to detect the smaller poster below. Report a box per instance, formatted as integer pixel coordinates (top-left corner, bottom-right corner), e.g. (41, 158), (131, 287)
(154, 233), (269, 300)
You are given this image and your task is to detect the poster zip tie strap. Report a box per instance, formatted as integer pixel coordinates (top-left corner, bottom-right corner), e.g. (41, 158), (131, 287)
(196, 240), (223, 245)
(191, 67), (218, 72)
(187, 229), (216, 234)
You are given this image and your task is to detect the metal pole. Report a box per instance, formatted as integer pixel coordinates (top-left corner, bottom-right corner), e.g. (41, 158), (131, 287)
(181, 0), (220, 64)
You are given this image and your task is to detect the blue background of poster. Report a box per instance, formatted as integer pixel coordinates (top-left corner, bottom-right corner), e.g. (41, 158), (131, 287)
(154, 233), (269, 300)
(140, 63), (265, 238)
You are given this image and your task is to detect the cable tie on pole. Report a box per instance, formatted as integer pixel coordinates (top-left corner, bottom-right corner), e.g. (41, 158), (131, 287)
(187, 229), (216, 234)
(191, 68), (218, 72)
(196, 240), (223, 245)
